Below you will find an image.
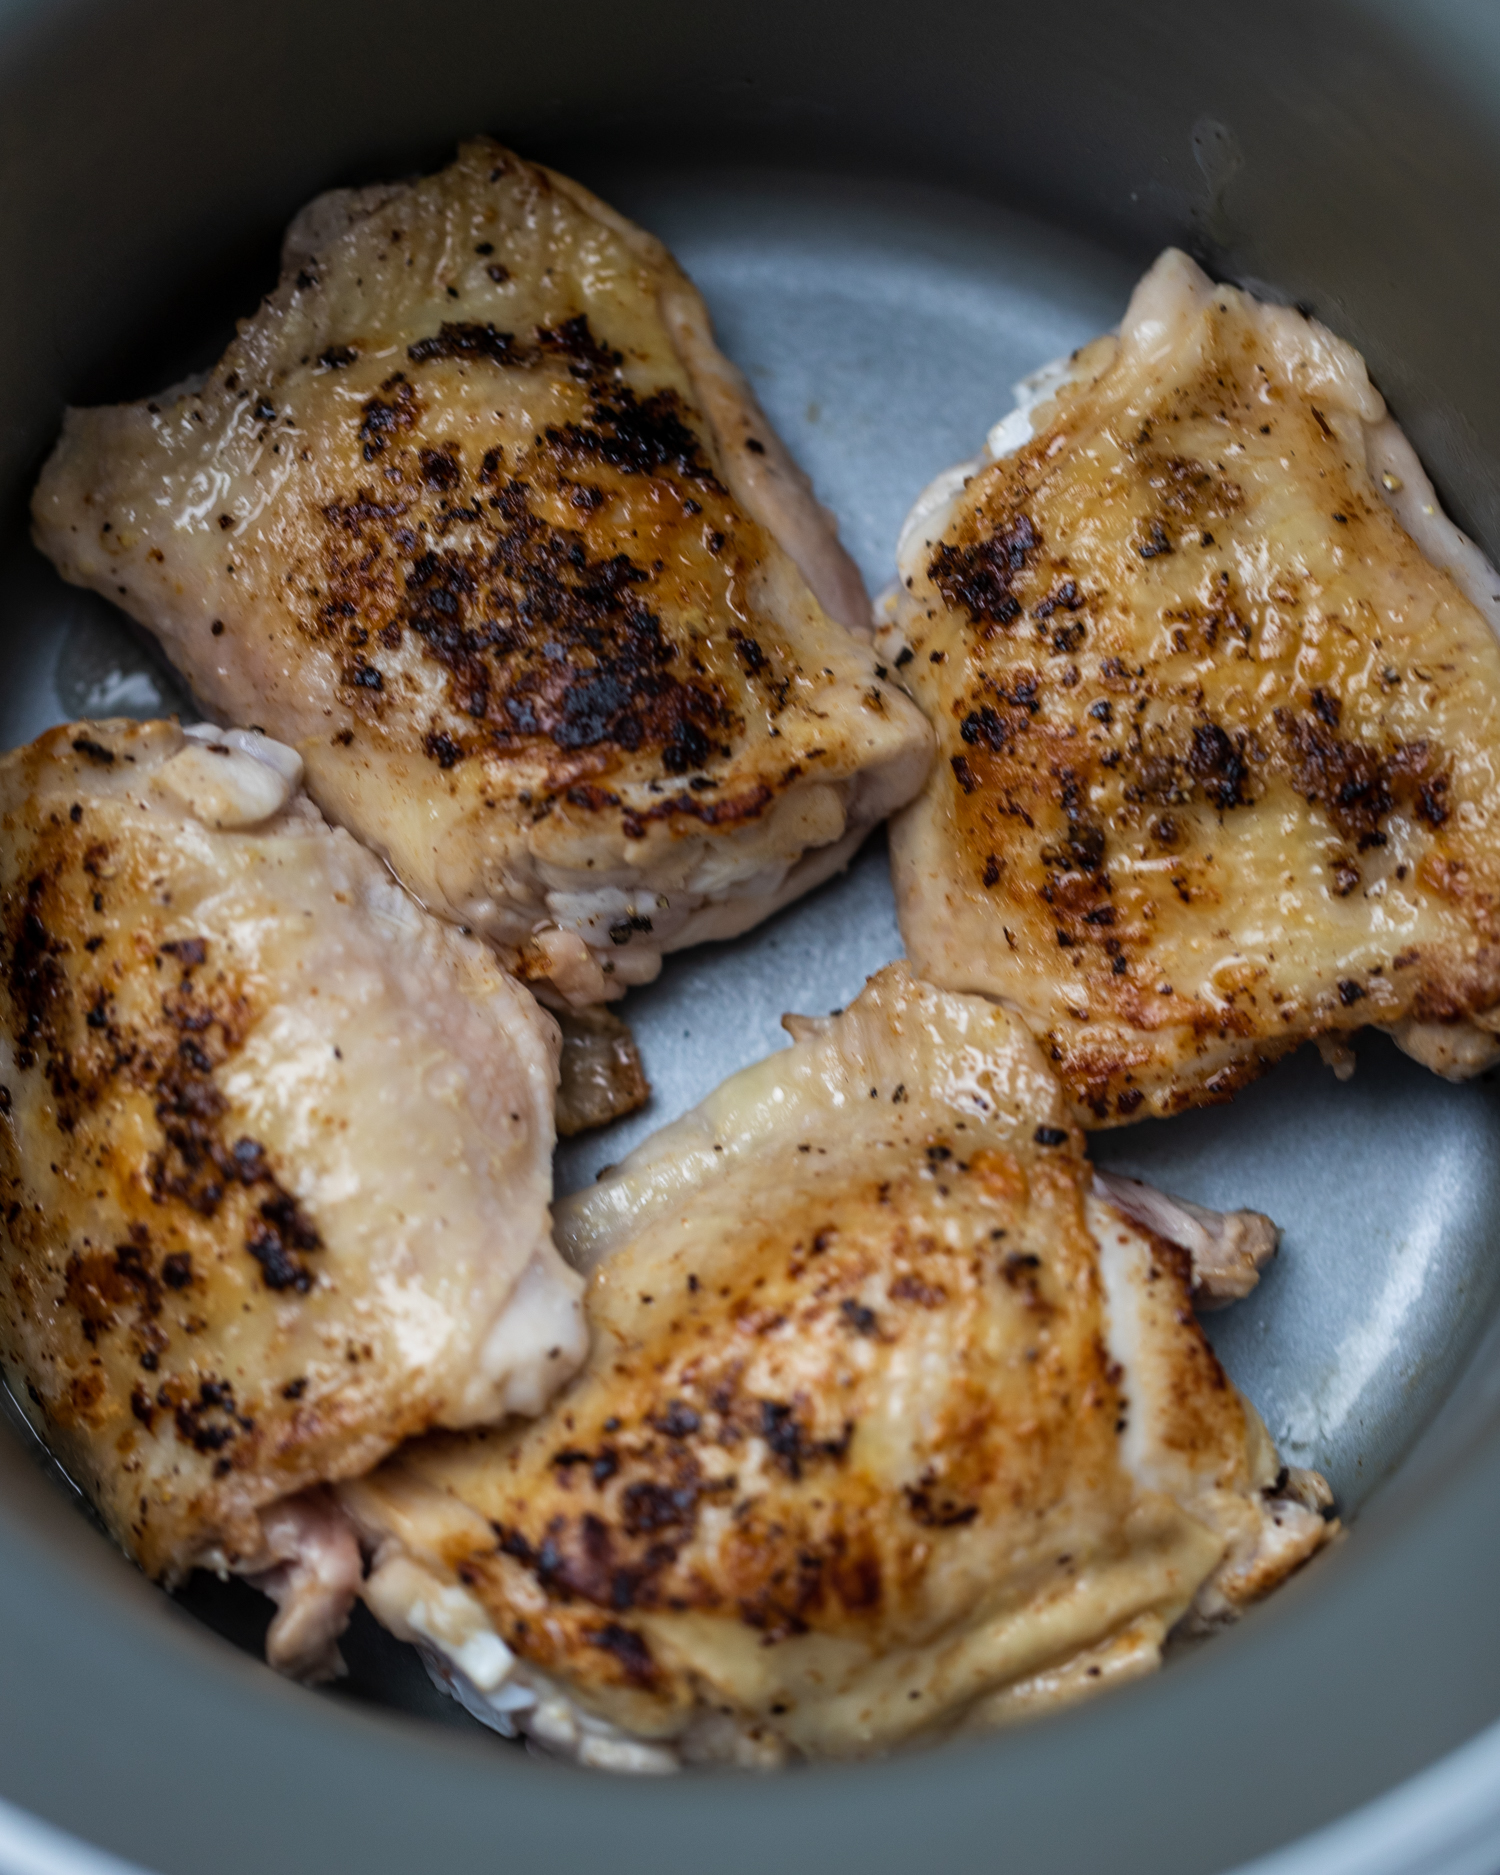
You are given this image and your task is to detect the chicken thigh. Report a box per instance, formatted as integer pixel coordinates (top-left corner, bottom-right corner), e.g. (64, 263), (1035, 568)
(880, 249), (1500, 1122)
(341, 964), (1331, 1768)
(0, 718), (585, 1677)
(32, 141), (931, 1009)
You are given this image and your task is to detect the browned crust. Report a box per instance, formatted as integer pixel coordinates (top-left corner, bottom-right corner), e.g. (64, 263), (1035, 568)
(308, 318), (776, 794)
(0, 727), (444, 1578)
(376, 1133), (1132, 1731)
(894, 324), (1500, 1121)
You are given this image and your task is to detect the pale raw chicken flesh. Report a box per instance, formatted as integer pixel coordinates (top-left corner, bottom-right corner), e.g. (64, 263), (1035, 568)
(31, 140), (932, 1008)
(0, 718), (585, 1678)
(879, 249), (1500, 1123)
(340, 965), (1332, 1767)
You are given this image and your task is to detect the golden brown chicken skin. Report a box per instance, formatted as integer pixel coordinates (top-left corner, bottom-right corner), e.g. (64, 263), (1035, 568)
(881, 249), (1500, 1122)
(32, 141), (930, 1008)
(0, 719), (583, 1676)
(342, 966), (1331, 1768)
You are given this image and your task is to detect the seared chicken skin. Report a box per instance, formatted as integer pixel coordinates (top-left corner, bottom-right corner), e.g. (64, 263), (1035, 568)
(32, 141), (931, 1009)
(880, 249), (1500, 1122)
(342, 965), (1331, 1769)
(0, 719), (585, 1678)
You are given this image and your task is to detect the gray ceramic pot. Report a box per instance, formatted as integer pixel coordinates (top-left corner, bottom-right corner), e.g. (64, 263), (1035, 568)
(4, 2), (1500, 1870)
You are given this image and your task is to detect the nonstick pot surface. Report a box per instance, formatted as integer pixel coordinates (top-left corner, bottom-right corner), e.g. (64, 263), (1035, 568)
(4, 4), (1500, 1872)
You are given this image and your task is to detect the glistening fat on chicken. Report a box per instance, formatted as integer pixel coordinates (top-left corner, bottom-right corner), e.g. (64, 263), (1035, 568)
(340, 965), (1333, 1771)
(0, 718), (586, 1679)
(30, 140), (932, 1022)
(879, 249), (1500, 1123)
